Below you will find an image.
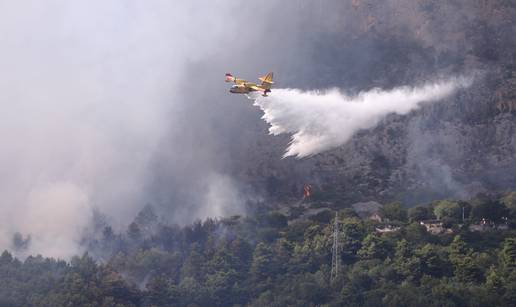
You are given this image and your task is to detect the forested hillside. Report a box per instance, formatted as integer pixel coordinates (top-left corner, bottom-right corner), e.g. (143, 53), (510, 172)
(1, 1), (516, 306)
(1, 192), (515, 306)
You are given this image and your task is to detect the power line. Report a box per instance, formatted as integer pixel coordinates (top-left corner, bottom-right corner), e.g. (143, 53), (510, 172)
(331, 211), (339, 281)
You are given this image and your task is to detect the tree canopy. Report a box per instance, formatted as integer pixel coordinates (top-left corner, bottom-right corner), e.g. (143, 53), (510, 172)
(0, 194), (515, 306)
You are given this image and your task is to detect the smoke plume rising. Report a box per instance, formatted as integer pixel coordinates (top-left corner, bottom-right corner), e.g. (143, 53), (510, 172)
(0, 0), (260, 259)
(252, 77), (472, 158)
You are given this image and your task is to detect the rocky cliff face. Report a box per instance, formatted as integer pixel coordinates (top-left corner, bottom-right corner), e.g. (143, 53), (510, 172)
(231, 0), (516, 207)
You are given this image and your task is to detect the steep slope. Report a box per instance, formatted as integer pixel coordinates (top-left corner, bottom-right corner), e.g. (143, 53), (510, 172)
(231, 0), (516, 206)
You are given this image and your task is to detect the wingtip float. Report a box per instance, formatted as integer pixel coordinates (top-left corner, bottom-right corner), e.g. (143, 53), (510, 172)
(225, 72), (274, 97)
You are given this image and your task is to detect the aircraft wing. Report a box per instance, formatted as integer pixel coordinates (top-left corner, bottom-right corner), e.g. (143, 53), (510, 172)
(249, 85), (265, 92)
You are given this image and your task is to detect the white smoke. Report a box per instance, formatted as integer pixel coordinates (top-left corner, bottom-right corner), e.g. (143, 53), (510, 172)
(252, 77), (472, 158)
(197, 173), (246, 220)
(0, 1), (254, 259)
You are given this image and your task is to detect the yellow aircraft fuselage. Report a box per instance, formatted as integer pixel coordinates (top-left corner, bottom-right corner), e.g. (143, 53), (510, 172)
(229, 84), (257, 94)
(225, 72), (274, 97)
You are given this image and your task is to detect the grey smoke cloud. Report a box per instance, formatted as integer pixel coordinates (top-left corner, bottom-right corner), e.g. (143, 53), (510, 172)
(0, 0), (267, 258)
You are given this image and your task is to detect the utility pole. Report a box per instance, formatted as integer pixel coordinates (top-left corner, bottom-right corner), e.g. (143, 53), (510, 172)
(331, 211), (339, 282)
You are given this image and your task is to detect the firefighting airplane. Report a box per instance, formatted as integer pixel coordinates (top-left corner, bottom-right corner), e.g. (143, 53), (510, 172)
(225, 72), (274, 97)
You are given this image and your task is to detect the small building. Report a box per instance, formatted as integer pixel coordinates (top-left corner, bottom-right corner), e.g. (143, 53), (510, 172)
(375, 225), (400, 234)
(469, 224), (488, 232)
(420, 220), (452, 234)
(469, 217), (510, 232)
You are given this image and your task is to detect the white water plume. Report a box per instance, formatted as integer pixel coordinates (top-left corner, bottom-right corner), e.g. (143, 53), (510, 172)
(252, 77), (472, 158)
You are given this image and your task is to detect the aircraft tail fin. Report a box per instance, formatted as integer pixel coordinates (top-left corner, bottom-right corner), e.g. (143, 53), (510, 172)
(225, 73), (235, 82)
(259, 72), (274, 89)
